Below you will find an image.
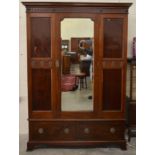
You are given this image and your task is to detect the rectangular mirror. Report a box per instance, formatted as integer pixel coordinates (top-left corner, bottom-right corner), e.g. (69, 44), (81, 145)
(61, 18), (94, 111)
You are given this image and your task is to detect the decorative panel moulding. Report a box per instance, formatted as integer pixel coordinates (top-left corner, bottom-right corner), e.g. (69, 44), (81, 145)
(102, 61), (124, 68)
(31, 59), (53, 69)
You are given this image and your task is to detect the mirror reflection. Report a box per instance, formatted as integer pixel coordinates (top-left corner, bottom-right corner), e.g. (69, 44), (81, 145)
(61, 18), (94, 111)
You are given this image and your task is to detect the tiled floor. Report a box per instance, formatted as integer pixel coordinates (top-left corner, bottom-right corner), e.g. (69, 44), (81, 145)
(62, 76), (93, 111)
(62, 63), (93, 111)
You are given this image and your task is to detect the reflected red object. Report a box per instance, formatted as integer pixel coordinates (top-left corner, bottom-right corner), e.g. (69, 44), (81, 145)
(61, 75), (77, 92)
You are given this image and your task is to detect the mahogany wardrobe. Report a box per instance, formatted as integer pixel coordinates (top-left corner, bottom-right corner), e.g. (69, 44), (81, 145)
(23, 2), (132, 150)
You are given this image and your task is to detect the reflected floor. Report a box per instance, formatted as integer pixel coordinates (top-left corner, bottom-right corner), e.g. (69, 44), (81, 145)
(61, 77), (93, 111)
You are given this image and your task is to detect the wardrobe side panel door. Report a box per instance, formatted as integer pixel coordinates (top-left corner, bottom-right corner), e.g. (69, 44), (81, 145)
(98, 14), (128, 119)
(27, 13), (57, 118)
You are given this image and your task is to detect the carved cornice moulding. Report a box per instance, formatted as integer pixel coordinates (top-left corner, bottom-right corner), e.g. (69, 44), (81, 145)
(22, 2), (132, 14)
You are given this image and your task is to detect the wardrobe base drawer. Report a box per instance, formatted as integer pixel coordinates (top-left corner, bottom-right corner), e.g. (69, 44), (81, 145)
(29, 120), (125, 141)
(28, 120), (126, 150)
(29, 121), (76, 141)
(77, 121), (125, 141)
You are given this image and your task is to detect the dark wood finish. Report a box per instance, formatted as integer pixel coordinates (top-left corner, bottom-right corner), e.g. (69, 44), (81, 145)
(23, 2), (132, 151)
(22, 2), (132, 7)
(102, 61), (124, 68)
(22, 2), (132, 14)
(97, 14), (128, 120)
(70, 38), (80, 63)
(29, 121), (76, 141)
(103, 18), (123, 58)
(77, 121), (125, 141)
(29, 121), (125, 141)
(62, 55), (71, 74)
(27, 140), (126, 151)
(27, 13), (59, 119)
(103, 69), (122, 110)
(31, 58), (53, 69)
(32, 69), (51, 110)
(71, 37), (90, 63)
(27, 120), (126, 150)
(71, 38), (79, 52)
(31, 17), (51, 57)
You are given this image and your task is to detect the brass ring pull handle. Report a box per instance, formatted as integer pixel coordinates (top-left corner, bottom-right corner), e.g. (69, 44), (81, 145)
(38, 128), (44, 134)
(84, 128), (90, 134)
(110, 127), (116, 134)
(64, 128), (69, 134)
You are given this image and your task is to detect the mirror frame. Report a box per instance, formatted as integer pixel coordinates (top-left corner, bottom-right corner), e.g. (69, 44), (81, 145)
(55, 13), (99, 119)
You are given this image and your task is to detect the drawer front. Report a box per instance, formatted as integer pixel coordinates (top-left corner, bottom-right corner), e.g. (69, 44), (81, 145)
(77, 121), (125, 141)
(29, 122), (76, 141)
(29, 121), (125, 141)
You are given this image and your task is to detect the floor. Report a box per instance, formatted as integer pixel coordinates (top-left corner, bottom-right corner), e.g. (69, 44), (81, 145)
(19, 135), (136, 155)
(62, 63), (93, 111)
(62, 77), (93, 111)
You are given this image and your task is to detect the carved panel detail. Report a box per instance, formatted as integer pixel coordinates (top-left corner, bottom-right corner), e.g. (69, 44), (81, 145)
(31, 60), (53, 68)
(102, 61), (124, 68)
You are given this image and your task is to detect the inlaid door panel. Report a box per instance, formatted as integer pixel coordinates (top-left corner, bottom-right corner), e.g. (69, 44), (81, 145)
(31, 69), (51, 111)
(102, 68), (122, 111)
(103, 18), (123, 58)
(99, 14), (127, 60)
(97, 61), (126, 119)
(27, 13), (58, 118)
(30, 17), (51, 57)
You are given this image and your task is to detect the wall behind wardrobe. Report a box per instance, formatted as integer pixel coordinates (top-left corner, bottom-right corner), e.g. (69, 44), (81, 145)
(19, 0), (136, 134)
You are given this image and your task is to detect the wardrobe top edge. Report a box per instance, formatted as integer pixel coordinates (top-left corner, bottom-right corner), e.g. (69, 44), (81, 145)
(22, 2), (132, 8)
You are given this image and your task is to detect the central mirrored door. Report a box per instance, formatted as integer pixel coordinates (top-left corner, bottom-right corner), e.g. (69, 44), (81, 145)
(60, 18), (94, 112)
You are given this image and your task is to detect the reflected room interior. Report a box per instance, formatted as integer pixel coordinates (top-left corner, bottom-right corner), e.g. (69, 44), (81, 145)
(61, 18), (94, 111)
